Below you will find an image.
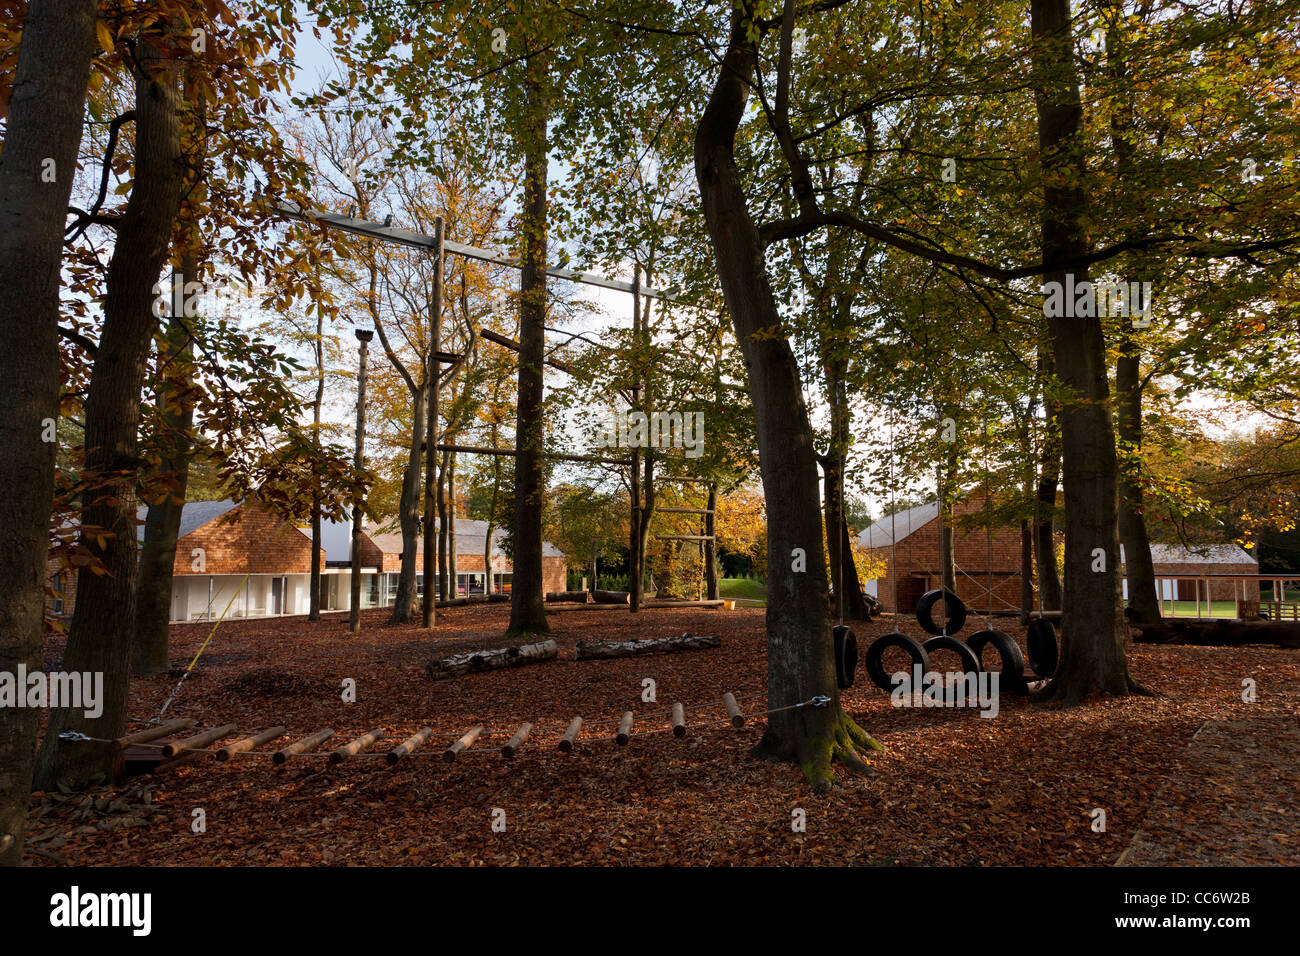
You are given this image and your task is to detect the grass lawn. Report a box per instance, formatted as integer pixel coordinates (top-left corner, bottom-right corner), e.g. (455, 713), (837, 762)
(720, 576), (766, 605)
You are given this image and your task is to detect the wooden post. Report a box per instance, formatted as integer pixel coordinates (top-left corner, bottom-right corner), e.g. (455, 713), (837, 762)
(616, 711), (634, 746)
(387, 727), (435, 764)
(351, 328), (373, 633)
(161, 724), (237, 758)
(329, 729), (383, 764)
(216, 726), (286, 761)
(558, 717), (582, 752)
(629, 266), (642, 613)
(273, 728), (335, 764)
(671, 702), (686, 737)
(501, 722), (533, 758)
(422, 216), (443, 629)
(443, 726), (484, 762)
(723, 692), (744, 727)
(112, 718), (196, 751)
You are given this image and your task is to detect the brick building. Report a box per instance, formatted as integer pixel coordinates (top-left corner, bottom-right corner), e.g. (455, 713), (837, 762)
(858, 497), (1025, 614)
(857, 495), (1259, 613)
(48, 501), (567, 623)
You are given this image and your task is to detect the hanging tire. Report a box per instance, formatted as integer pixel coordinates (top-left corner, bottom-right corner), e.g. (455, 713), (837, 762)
(833, 624), (858, 689)
(1026, 619), (1059, 677)
(864, 632), (929, 692)
(916, 589), (967, 636)
(966, 628), (1028, 694)
(921, 635), (981, 678)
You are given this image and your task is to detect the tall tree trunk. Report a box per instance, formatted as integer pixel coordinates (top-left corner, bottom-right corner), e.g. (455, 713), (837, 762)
(507, 52), (551, 635)
(1020, 518), (1035, 624)
(1035, 347), (1064, 611)
(705, 482), (719, 601)
(1031, 0), (1134, 702)
(822, 370), (869, 619)
(133, 276), (195, 675)
(437, 447), (449, 602)
(1105, 0), (1160, 628)
(421, 218), (443, 628)
(1116, 343), (1160, 625)
(0, 0), (98, 867)
(35, 31), (185, 788)
(483, 418), (501, 595)
(448, 452), (458, 595)
(695, 8), (878, 790)
(309, 295), (325, 621)
(135, 67), (204, 671)
(391, 381), (427, 621)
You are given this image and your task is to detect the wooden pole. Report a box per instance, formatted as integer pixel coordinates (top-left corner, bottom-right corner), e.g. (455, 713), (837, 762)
(387, 727), (435, 764)
(671, 702), (687, 737)
(558, 717), (583, 752)
(723, 692), (744, 727)
(443, 725), (484, 762)
(112, 718), (196, 751)
(351, 328), (373, 633)
(273, 728), (335, 764)
(501, 722), (533, 758)
(161, 724), (237, 758)
(616, 711), (634, 746)
(422, 216), (443, 629)
(329, 728), (383, 764)
(216, 726), (286, 761)
(629, 265), (642, 614)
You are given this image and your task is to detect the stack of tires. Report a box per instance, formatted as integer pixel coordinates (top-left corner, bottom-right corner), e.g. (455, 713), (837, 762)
(859, 590), (1059, 696)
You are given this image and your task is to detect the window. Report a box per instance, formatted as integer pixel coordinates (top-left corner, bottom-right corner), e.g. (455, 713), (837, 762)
(52, 574), (65, 616)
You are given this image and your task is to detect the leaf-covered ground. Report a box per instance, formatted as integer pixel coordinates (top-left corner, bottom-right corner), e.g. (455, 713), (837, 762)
(25, 605), (1300, 866)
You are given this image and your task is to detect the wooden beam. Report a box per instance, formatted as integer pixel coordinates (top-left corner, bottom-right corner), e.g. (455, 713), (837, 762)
(387, 727), (435, 764)
(443, 726), (484, 762)
(216, 726), (286, 761)
(113, 718), (196, 751)
(501, 722), (533, 758)
(616, 711), (634, 746)
(479, 327), (574, 373)
(161, 724), (238, 758)
(329, 729), (383, 764)
(671, 703), (687, 738)
(435, 442), (633, 467)
(723, 693), (744, 727)
(558, 717), (583, 752)
(273, 728), (335, 764)
(655, 507), (714, 515)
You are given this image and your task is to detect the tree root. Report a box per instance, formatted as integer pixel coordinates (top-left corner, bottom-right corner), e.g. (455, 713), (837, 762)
(798, 712), (883, 795)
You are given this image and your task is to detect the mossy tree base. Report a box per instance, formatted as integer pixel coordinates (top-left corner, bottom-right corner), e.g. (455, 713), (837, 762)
(754, 704), (884, 795)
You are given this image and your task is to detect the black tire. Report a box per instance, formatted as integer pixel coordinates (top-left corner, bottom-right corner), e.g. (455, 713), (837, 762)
(966, 628), (1028, 694)
(833, 624), (858, 689)
(1026, 619), (1059, 677)
(864, 632), (929, 692)
(915, 588), (967, 636)
(921, 635), (981, 679)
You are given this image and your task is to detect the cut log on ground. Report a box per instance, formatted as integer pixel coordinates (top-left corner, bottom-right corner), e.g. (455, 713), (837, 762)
(426, 639), (559, 681)
(546, 590), (592, 603)
(575, 633), (721, 660)
(434, 593), (508, 608)
(643, 599), (726, 609)
(592, 589), (631, 605)
(1132, 618), (1300, 648)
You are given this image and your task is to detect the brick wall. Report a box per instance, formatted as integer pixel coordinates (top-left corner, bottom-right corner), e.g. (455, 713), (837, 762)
(867, 498), (1026, 613)
(45, 559), (78, 622)
(175, 503), (324, 575)
(543, 556), (567, 595)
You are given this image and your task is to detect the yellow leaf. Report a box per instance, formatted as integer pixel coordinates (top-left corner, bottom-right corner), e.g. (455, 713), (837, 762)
(95, 21), (115, 54)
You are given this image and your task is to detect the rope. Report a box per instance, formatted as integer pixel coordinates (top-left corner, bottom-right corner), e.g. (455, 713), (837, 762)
(155, 520), (295, 723)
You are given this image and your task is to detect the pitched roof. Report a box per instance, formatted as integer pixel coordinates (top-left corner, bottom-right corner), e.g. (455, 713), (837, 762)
(856, 501), (940, 548)
(363, 517), (564, 559)
(134, 499), (241, 541)
(1124, 543), (1257, 567)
